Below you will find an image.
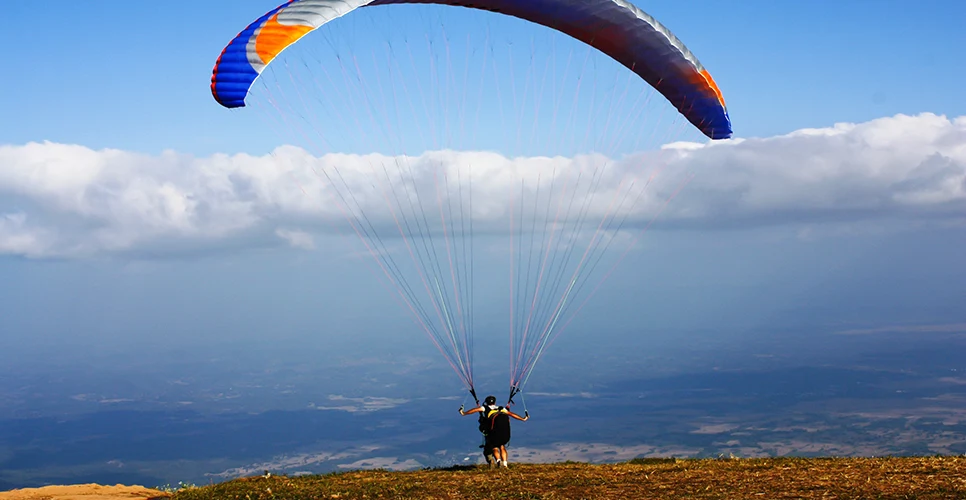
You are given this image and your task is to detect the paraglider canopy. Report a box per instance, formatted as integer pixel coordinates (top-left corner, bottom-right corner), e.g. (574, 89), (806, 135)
(211, 0), (731, 139)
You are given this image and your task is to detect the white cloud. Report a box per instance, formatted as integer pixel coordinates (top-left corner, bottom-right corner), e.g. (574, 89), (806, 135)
(0, 113), (963, 259)
(666, 113), (966, 228)
(310, 395), (410, 412)
(0, 212), (51, 256)
(276, 228), (316, 250)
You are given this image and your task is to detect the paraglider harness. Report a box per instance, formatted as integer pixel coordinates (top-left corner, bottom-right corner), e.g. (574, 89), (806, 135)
(475, 404), (509, 455)
(478, 405), (508, 436)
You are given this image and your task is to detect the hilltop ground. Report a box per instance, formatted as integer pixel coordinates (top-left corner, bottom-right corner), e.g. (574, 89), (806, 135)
(6, 457), (962, 500)
(0, 484), (167, 500)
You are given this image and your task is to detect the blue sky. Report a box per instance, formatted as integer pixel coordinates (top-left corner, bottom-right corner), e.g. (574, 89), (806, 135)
(3, 1), (964, 154)
(1, 0), (965, 396)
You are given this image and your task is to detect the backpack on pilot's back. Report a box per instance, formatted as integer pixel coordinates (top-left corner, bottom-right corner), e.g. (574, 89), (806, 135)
(478, 404), (509, 434)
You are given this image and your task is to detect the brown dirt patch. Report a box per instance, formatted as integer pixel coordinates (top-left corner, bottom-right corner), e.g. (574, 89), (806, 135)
(0, 484), (168, 500)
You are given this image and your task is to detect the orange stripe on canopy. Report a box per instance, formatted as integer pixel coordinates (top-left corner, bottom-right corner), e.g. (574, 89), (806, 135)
(255, 14), (314, 66)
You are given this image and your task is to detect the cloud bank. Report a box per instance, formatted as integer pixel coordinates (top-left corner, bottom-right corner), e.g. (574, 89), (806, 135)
(0, 113), (963, 259)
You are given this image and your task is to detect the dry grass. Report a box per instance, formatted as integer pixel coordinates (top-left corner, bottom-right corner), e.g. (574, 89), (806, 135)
(170, 456), (966, 499)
